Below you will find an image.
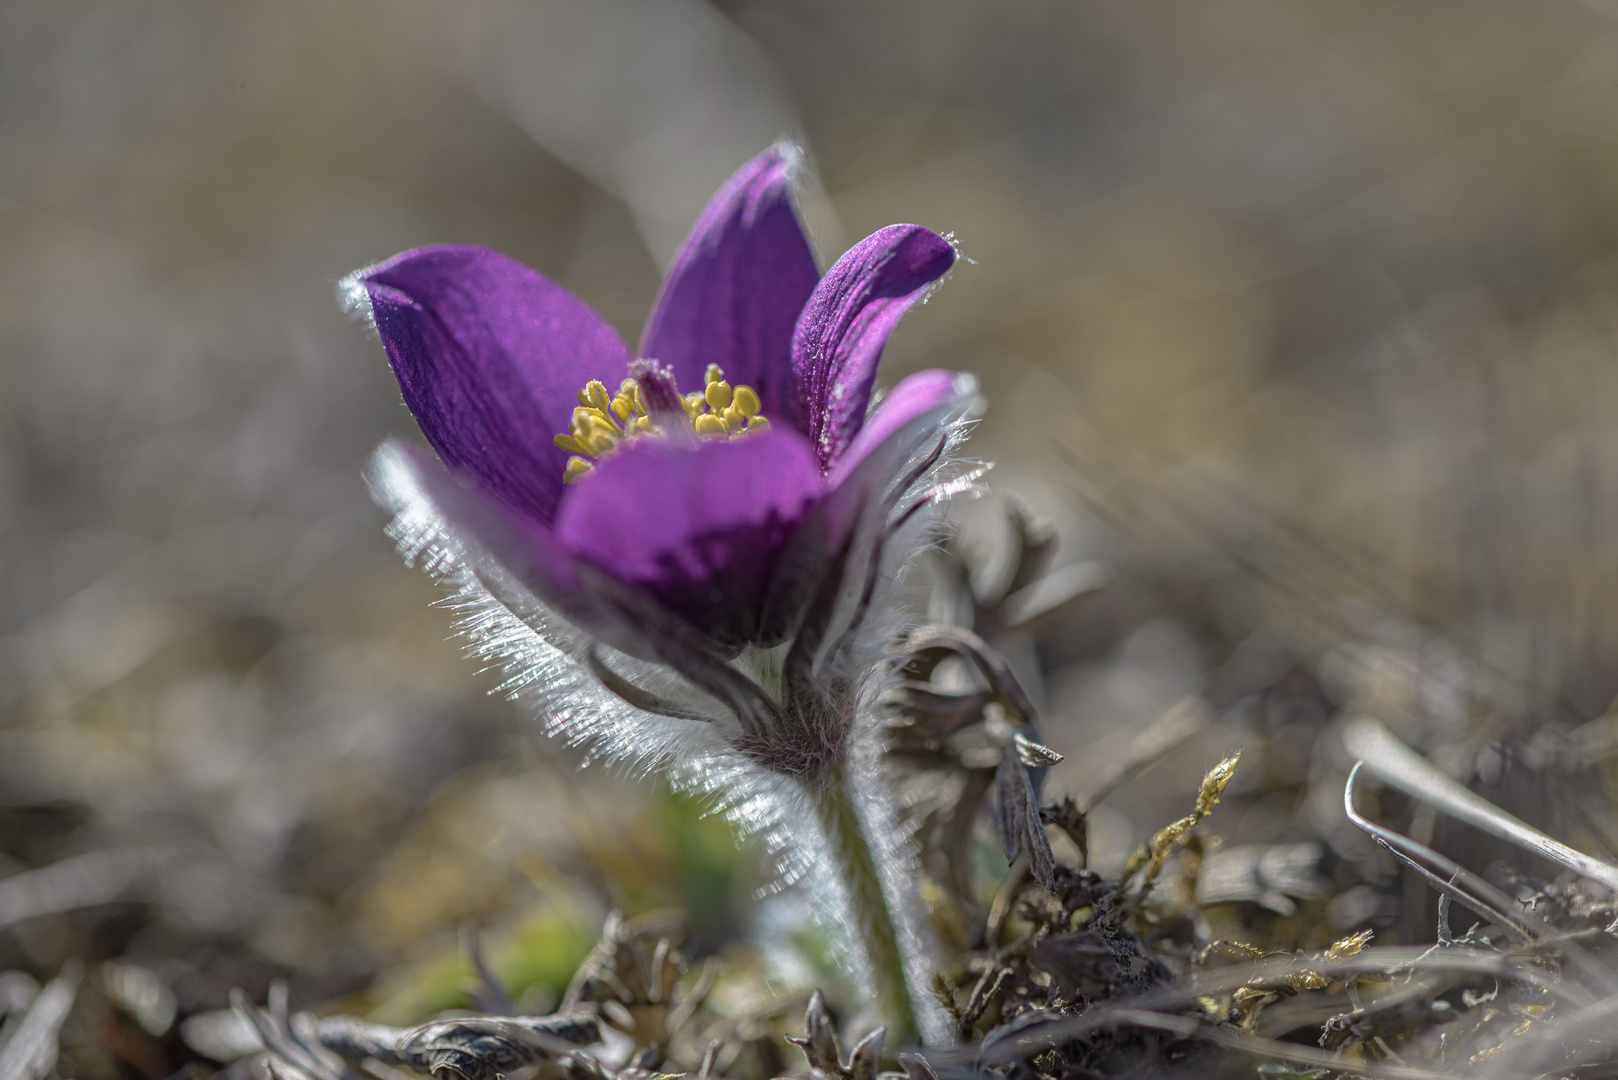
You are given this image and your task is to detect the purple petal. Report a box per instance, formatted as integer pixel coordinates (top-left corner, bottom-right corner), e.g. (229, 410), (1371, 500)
(376, 443), (783, 738)
(358, 245), (632, 527)
(789, 225), (956, 474)
(554, 432), (822, 647)
(369, 441), (611, 641)
(828, 369), (979, 489)
(757, 371), (978, 649)
(373, 442), (775, 709)
(639, 146), (819, 417)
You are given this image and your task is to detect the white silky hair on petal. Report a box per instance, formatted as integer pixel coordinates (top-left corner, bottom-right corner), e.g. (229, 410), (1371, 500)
(337, 269), (377, 328)
(365, 442), (824, 888)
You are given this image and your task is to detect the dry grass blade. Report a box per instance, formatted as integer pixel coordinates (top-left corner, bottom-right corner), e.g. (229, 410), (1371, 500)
(0, 963), (80, 1080)
(460, 925), (515, 1015)
(402, 1017), (600, 1080)
(965, 1002), (1452, 1078)
(1101, 1009), (1454, 1080)
(231, 985), (354, 1080)
(300, 1010), (599, 1080)
(1344, 762), (1618, 1015)
(1477, 993), (1618, 1078)
(1074, 696), (1209, 813)
(942, 939), (1573, 1070)
(0, 975), (39, 1018)
(0, 850), (165, 931)
(1195, 946), (1566, 1001)
(1344, 718), (1618, 892)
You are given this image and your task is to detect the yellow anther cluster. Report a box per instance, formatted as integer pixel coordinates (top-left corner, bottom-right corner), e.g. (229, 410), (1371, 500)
(552, 378), (652, 470)
(686, 363), (768, 440)
(554, 364), (770, 484)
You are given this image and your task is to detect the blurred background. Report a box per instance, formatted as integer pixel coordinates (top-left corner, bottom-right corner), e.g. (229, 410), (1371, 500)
(8, 0), (1618, 1074)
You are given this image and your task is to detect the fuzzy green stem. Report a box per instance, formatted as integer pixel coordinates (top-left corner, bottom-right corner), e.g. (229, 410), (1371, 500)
(809, 762), (920, 1046)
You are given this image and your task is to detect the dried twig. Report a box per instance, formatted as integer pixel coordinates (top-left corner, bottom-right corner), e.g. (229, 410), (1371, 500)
(234, 984), (600, 1080)
(1074, 697), (1209, 814)
(1344, 718), (1618, 892)
(0, 964), (80, 1080)
(1343, 764), (1544, 945)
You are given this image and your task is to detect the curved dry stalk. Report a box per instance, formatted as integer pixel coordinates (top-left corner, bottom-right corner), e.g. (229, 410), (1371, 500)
(903, 626), (1041, 727)
(1344, 762), (1618, 1000)
(1344, 718), (1618, 892)
(1343, 764), (1544, 945)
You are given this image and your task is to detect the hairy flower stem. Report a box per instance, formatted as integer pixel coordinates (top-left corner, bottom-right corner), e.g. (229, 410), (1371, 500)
(809, 760), (923, 1047)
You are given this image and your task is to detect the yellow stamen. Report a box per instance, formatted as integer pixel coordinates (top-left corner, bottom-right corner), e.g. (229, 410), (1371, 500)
(573, 409), (619, 444)
(570, 408), (618, 456)
(563, 456), (593, 484)
(555, 368), (769, 480)
(584, 381), (619, 429)
(615, 388), (641, 419)
(618, 379), (644, 413)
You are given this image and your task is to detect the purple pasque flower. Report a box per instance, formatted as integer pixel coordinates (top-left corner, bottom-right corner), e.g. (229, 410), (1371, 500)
(345, 146), (977, 780)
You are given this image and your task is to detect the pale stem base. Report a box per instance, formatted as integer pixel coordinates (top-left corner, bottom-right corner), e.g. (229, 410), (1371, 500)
(808, 761), (922, 1047)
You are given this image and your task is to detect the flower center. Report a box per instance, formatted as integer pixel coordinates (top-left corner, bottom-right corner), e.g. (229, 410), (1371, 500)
(553, 364), (771, 484)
